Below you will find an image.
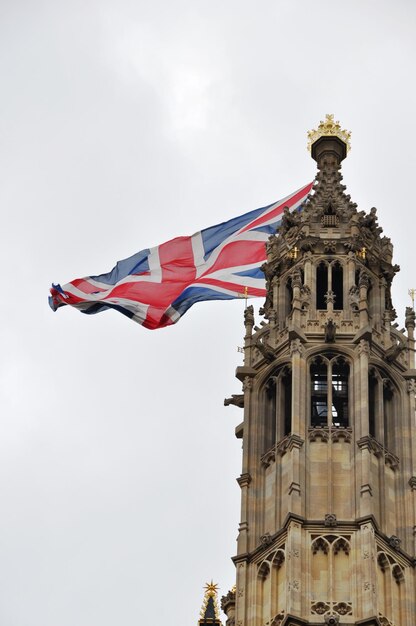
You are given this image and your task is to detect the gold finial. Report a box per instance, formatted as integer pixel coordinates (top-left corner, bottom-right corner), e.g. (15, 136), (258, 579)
(238, 286), (249, 308)
(199, 581), (221, 622)
(307, 114), (351, 153)
(204, 581), (219, 596)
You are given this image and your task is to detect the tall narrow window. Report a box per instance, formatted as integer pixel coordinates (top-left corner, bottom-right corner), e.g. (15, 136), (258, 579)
(368, 370), (397, 450)
(264, 377), (276, 452)
(282, 368), (292, 436)
(332, 360), (349, 427)
(383, 381), (394, 449)
(316, 262), (328, 310)
(332, 262), (344, 310)
(311, 359), (328, 427)
(263, 366), (292, 452)
(285, 278), (293, 318)
(368, 373), (377, 437)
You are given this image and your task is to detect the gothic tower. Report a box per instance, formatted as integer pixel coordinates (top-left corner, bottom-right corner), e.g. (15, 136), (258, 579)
(223, 116), (416, 626)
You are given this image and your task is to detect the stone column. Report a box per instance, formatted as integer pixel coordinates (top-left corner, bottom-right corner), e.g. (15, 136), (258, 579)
(359, 272), (370, 328)
(285, 520), (303, 617)
(243, 305), (254, 367)
(356, 340), (373, 519)
(291, 269), (302, 327)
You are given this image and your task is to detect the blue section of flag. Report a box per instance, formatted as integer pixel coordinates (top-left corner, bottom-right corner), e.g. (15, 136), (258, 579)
(200, 204), (268, 261)
(89, 249), (151, 286)
(171, 285), (236, 317)
(234, 267), (265, 278)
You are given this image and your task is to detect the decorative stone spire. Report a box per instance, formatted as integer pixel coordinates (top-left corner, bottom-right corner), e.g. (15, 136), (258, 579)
(198, 581), (222, 625)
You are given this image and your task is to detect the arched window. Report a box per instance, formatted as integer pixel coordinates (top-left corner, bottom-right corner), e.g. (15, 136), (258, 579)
(332, 262), (344, 310)
(368, 368), (397, 449)
(311, 355), (349, 428)
(311, 535), (352, 616)
(285, 278), (293, 318)
(257, 550), (286, 626)
(376, 552), (405, 625)
(263, 366), (292, 452)
(316, 262), (328, 310)
(316, 261), (344, 311)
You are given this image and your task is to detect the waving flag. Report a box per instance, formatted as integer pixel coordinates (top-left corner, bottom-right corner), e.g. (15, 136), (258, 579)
(49, 182), (313, 329)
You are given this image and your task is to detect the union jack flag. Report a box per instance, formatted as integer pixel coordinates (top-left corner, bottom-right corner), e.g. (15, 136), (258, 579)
(49, 182), (313, 329)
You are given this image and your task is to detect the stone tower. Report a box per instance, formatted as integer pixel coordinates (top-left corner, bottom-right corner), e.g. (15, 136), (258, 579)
(223, 116), (416, 626)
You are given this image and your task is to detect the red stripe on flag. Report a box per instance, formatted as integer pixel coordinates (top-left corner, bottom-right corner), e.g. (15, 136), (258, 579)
(240, 182), (313, 233)
(199, 240), (266, 279)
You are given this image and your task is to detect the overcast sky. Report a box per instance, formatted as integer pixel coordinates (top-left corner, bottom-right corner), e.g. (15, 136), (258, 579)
(1, 1), (416, 625)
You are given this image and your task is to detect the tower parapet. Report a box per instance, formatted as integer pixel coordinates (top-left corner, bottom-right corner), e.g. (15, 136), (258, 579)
(228, 117), (416, 626)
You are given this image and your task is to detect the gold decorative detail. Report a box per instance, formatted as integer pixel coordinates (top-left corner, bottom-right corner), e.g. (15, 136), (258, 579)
(288, 245), (299, 259)
(307, 114), (351, 153)
(204, 581), (219, 596)
(199, 581), (221, 622)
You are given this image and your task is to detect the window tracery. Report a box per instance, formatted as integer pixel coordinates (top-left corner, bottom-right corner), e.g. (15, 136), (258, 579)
(310, 355), (349, 428)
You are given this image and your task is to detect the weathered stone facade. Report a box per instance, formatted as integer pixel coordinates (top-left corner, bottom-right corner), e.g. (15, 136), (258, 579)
(224, 117), (416, 626)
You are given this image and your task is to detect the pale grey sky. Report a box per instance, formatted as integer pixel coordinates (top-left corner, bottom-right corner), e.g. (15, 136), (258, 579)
(1, 1), (416, 624)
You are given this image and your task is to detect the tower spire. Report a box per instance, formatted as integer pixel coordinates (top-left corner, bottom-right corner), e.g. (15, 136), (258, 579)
(198, 581), (222, 625)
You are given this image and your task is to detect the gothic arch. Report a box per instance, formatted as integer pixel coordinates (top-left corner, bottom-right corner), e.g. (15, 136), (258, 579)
(257, 549), (286, 625)
(260, 363), (293, 451)
(368, 365), (402, 451)
(309, 353), (351, 428)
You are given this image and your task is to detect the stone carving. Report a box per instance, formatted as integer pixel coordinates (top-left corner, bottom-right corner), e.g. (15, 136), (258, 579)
(288, 579), (300, 591)
(388, 535), (401, 550)
(255, 335), (275, 363)
(333, 537), (350, 555)
(324, 513), (337, 527)
(261, 434), (304, 467)
(288, 548), (299, 559)
(324, 318), (336, 343)
(324, 615), (339, 626)
(385, 337), (405, 362)
(311, 601), (330, 615)
(331, 427), (352, 443)
(308, 427), (330, 443)
(244, 304), (254, 327)
(290, 338), (304, 356)
(359, 271), (371, 290)
(261, 448), (276, 468)
(220, 588), (236, 611)
(323, 240), (337, 253)
(260, 532), (273, 547)
(312, 537), (329, 555)
(378, 615), (393, 626)
(348, 284), (359, 311)
(270, 613), (285, 626)
(357, 436), (399, 470)
(224, 394), (244, 408)
(405, 305), (416, 328)
(300, 284), (311, 309)
(236, 473), (251, 488)
(324, 290), (335, 305)
(357, 339), (370, 355)
(407, 379), (416, 395)
(242, 376), (253, 391)
(333, 602), (352, 616)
